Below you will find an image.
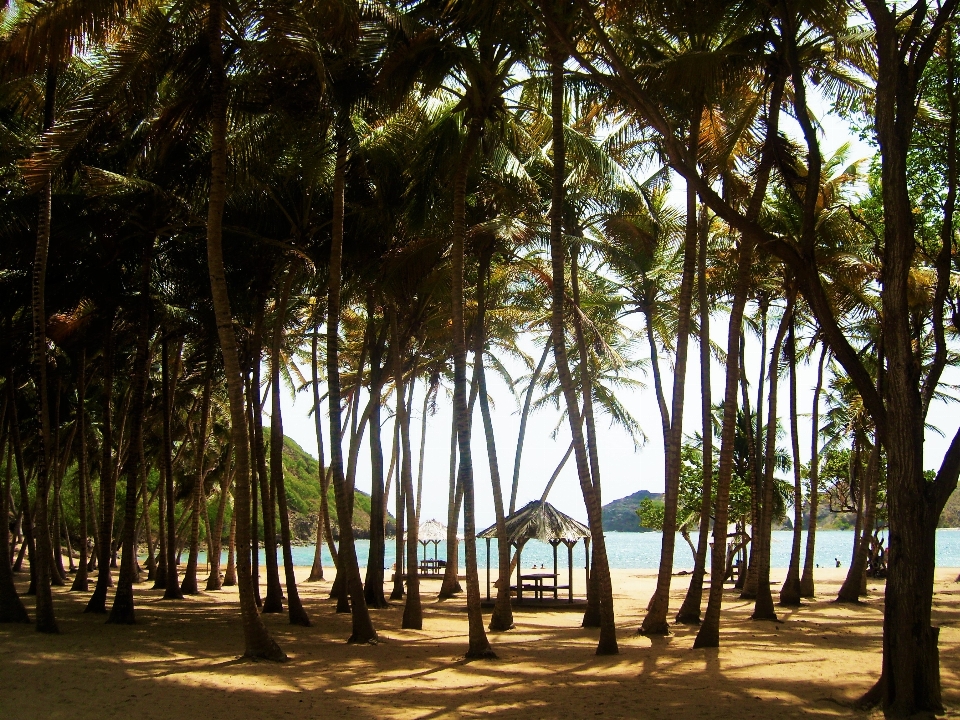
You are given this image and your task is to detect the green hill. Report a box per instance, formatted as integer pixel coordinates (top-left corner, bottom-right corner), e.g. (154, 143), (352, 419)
(601, 489), (663, 532)
(264, 431), (395, 541)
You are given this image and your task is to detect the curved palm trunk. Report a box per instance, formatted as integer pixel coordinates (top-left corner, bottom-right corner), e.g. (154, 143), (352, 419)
(327, 131), (377, 644)
(71, 349), (90, 593)
(223, 509), (237, 587)
(438, 411), (462, 598)
(308, 327), (328, 583)
(677, 210), (713, 624)
(29, 66), (59, 633)
(693, 237), (756, 648)
(779, 318), (803, 605)
(799, 346), (827, 597)
(182, 375), (212, 595)
(206, 446), (233, 591)
(393, 314), (422, 630)
(641, 109), (701, 634)
(244, 374), (261, 605)
(474, 253), (513, 632)
(451, 117), (493, 658)
(391, 423), (405, 602)
(364, 310), (388, 608)
(204, 0), (283, 660)
(838, 438), (881, 602)
(151, 458), (166, 590)
(510, 340), (551, 515)
(568, 248), (604, 630)
(108, 250), (152, 623)
(271, 274), (310, 626)
(549, 54), (617, 654)
(160, 337), (184, 602)
(0, 411), (29, 623)
(740, 303), (767, 598)
(751, 292), (794, 621)
(251, 320), (283, 613)
(86, 319), (117, 613)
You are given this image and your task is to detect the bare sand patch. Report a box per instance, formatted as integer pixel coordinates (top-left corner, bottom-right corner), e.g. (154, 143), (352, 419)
(2, 566), (959, 719)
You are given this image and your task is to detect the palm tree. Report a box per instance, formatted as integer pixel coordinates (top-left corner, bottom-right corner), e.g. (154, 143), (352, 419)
(204, 0), (284, 659)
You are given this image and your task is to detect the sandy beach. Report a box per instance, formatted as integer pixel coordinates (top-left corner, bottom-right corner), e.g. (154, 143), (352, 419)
(2, 566), (959, 719)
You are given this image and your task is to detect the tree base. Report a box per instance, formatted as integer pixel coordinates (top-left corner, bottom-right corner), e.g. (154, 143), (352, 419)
(347, 633), (379, 645)
(674, 611), (701, 625)
(70, 577), (89, 592)
(162, 587), (185, 601)
(465, 646), (497, 660)
(638, 620), (670, 636)
(106, 607), (136, 625)
(244, 645), (288, 663)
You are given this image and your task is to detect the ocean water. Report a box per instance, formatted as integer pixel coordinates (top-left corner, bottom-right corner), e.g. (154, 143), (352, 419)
(199, 528), (960, 573)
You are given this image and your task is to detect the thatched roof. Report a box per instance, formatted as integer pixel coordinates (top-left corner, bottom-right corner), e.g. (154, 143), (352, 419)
(418, 519), (446, 543)
(478, 501), (590, 544)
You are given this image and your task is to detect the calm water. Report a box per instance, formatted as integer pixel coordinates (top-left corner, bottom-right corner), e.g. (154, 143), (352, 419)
(199, 529), (960, 572)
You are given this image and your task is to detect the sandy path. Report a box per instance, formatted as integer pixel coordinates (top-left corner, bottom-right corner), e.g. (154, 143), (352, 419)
(2, 566), (960, 719)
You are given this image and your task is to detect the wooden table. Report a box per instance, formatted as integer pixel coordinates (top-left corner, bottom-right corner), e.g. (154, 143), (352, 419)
(519, 572), (558, 601)
(419, 558), (444, 577)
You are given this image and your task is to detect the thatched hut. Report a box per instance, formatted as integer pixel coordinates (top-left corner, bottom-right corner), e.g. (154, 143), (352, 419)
(478, 501), (590, 604)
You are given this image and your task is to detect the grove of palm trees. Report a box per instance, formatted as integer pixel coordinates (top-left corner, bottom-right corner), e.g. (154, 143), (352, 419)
(2, 0), (960, 717)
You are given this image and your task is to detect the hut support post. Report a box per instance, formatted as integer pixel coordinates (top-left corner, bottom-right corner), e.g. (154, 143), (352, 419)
(567, 541), (574, 602)
(583, 536), (590, 599)
(517, 540), (522, 603)
(485, 537), (491, 601)
(551, 540), (559, 599)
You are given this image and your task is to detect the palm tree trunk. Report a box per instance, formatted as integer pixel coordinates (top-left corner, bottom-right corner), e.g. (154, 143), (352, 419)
(838, 438), (881, 602)
(71, 348), (90, 592)
(474, 251), (513, 632)
(693, 235), (756, 648)
(108, 248), (152, 623)
(799, 345), (827, 597)
(29, 65), (59, 633)
(677, 209), (712, 624)
(86, 318), (117, 613)
(271, 273), (310, 626)
(160, 336), (184, 602)
(439, 410), (462, 598)
(741, 302), (767, 599)
(450, 113), (494, 658)
(251, 309), (283, 613)
(152, 454), (166, 590)
(510, 339), (551, 515)
(0, 408), (29, 623)
(182, 375), (212, 595)
(779, 317), (803, 605)
(364, 305), (388, 608)
(392, 311), (422, 629)
(752, 291), (794, 621)
(641, 104), (701, 634)
(206, 445), (233, 591)
(204, 0), (283, 660)
(327, 129), (377, 644)
(391, 423), (405, 601)
(244, 373), (261, 605)
(223, 508), (237, 586)
(308, 327), (327, 583)
(549, 52), (617, 655)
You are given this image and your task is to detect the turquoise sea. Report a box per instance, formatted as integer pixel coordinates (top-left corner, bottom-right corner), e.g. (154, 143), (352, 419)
(200, 529), (960, 573)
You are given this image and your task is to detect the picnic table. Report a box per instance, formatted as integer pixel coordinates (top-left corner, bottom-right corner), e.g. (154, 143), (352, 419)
(418, 558), (445, 577)
(518, 571), (559, 601)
